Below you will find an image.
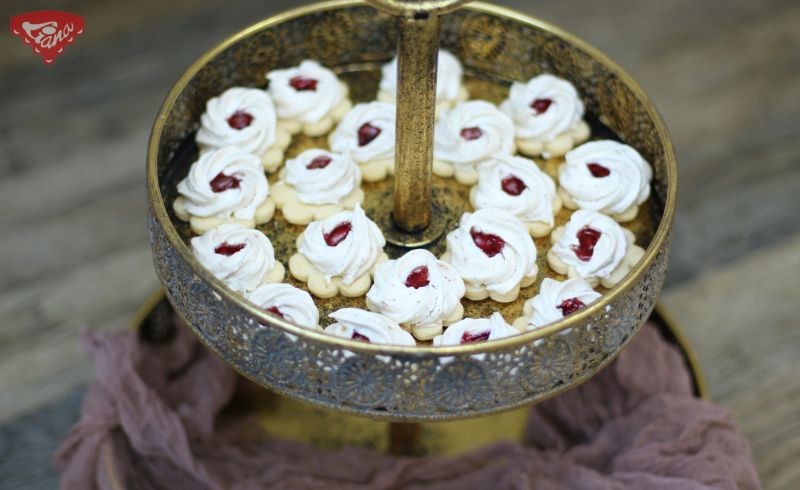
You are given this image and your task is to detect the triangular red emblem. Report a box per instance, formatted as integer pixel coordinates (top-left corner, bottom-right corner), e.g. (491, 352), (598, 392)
(10, 10), (85, 64)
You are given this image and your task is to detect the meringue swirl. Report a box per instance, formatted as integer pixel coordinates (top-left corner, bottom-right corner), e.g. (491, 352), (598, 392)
(445, 209), (538, 296)
(177, 146), (268, 220)
(559, 140), (652, 215)
(329, 102), (396, 164)
(379, 49), (463, 104)
(550, 210), (628, 280)
(433, 313), (518, 346)
(325, 308), (416, 346)
(191, 223), (278, 293)
(500, 74), (585, 143)
(196, 87), (278, 156)
(299, 203), (386, 285)
(266, 60), (347, 124)
(246, 283), (320, 330)
(434, 101), (515, 169)
(472, 153), (558, 226)
(366, 249), (465, 332)
(284, 148), (361, 205)
(526, 277), (601, 329)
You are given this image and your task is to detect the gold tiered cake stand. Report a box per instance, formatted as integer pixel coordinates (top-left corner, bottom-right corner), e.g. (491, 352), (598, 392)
(145, 0), (679, 450)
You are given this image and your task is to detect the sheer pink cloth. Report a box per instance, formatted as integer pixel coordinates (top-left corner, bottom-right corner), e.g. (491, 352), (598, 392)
(55, 319), (760, 489)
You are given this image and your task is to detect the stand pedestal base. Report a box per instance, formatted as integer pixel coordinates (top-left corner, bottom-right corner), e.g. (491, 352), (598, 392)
(232, 380), (529, 456)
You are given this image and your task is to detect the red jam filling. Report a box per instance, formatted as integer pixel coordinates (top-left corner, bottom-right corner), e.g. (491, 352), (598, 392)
(501, 175), (527, 196)
(351, 331), (370, 342)
(570, 226), (602, 261)
(226, 110), (254, 130)
(209, 172), (241, 193)
(587, 162), (611, 178)
(214, 242), (246, 256)
(470, 227), (505, 257)
(557, 298), (586, 316)
(266, 306), (284, 318)
(531, 98), (553, 115)
(358, 123), (381, 146)
(461, 330), (490, 344)
(404, 266), (430, 289)
(460, 127), (483, 140)
(306, 155), (332, 170)
(289, 76), (318, 91)
(323, 222), (352, 247)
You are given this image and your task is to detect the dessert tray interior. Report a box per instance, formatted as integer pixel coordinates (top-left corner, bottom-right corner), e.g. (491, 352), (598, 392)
(147, 0), (676, 421)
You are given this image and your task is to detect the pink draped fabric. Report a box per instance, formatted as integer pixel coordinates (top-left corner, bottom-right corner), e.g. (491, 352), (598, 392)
(55, 319), (760, 489)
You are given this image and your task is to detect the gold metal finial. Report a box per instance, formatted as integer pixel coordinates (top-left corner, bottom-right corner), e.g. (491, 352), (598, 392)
(367, 0), (471, 238)
(365, 0), (472, 17)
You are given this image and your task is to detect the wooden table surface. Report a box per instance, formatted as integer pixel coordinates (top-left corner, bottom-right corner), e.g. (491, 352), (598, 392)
(0, 0), (798, 488)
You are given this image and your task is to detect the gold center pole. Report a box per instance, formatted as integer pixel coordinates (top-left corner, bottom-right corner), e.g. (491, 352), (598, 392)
(388, 421), (422, 455)
(366, 0), (471, 239)
(392, 13), (439, 232)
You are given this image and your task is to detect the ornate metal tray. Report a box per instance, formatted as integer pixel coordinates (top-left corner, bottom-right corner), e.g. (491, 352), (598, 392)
(97, 291), (706, 488)
(146, 0), (677, 421)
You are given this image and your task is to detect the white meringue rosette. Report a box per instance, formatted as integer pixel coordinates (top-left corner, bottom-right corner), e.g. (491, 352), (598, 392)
(191, 223), (284, 293)
(469, 153), (562, 237)
(265, 60), (352, 137)
(329, 101), (396, 182)
(270, 148), (364, 225)
(547, 209), (645, 288)
(512, 277), (601, 332)
(442, 208), (538, 302)
(324, 308), (416, 347)
(433, 313), (519, 361)
(434, 312), (519, 346)
(289, 203), (388, 298)
(377, 50), (469, 115)
(433, 100), (516, 185)
(366, 249), (465, 341)
(246, 283), (320, 330)
(173, 146), (275, 234)
(500, 74), (590, 158)
(558, 140), (653, 222)
(195, 87), (291, 172)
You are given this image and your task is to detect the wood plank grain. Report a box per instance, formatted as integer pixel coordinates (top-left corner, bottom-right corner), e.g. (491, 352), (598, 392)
(0, 128), (149, 229)
(0, 183), (148, 292)
(0, 245), (158, 424)
(0, 389), (84, 490)
(0, 0), (798, 488)
(663, 233), (800, 490)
